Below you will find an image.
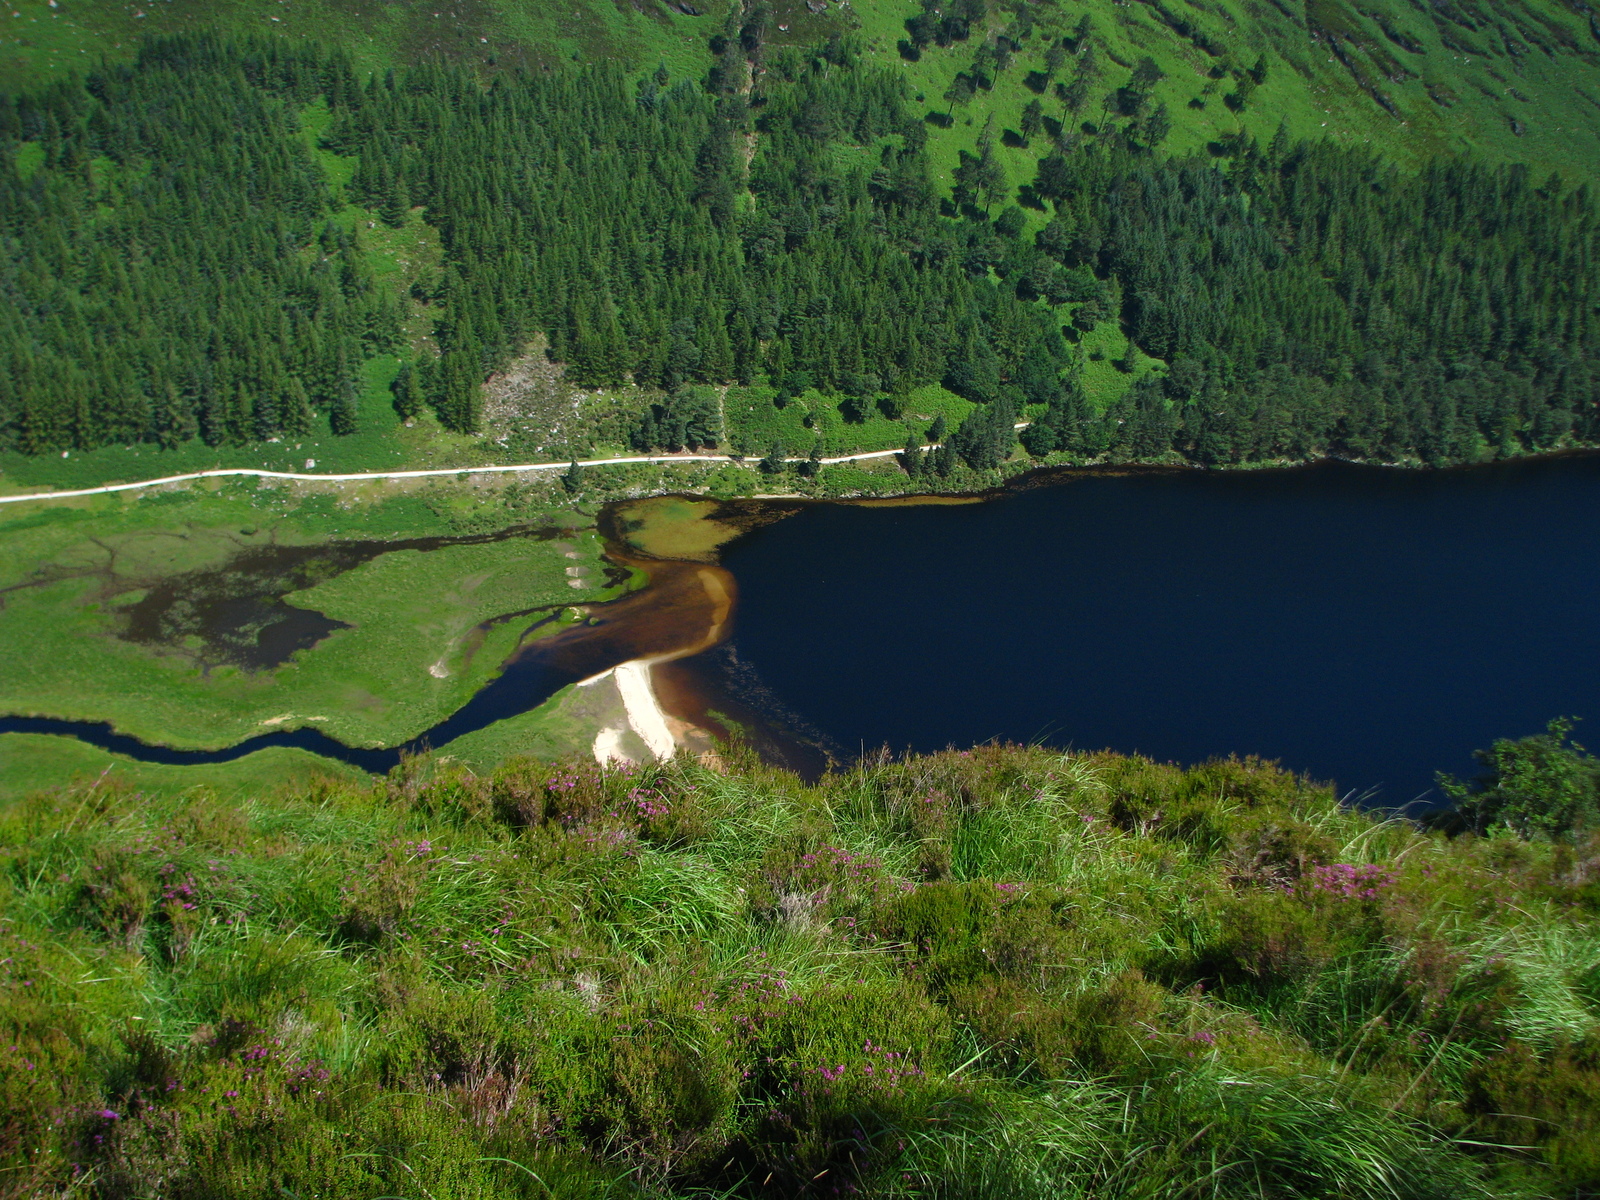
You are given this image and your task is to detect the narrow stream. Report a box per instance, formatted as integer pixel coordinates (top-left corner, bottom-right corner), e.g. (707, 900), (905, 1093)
(1, 539), (736, 773)
(8, 455), (1599, 802)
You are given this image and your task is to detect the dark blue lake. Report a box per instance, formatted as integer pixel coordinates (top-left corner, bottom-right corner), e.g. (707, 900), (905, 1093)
(713, 456), (1600, 806)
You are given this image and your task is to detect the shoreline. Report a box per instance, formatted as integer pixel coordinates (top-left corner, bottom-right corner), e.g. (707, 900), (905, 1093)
(7, 451), (1596, 777)
(575, 561), (735, 766)
(6, 437), (1600, 510)
(583, 658), (677, 764)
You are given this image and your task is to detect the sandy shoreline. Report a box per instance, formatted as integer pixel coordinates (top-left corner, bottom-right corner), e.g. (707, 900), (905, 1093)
(582, 658), (677, 763)
(578, 563), (734, 765)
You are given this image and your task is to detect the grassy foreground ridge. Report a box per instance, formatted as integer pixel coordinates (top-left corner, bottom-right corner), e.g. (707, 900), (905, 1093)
(2, 744), (1598, 1197)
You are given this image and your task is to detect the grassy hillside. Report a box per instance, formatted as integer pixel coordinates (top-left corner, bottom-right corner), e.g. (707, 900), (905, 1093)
(4, 0), (1597, 186)
(2, 743), (1597, 1197)
(858, 0), (1600, 218)
(0, 0), (719, 91)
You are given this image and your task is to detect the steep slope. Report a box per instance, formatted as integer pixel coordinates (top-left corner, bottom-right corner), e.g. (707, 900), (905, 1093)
(4, 0), (1600, 184)
(2, 744), (1598, 1197)
(855, 0), (1600, 194)
(3, 0), (1600, 488)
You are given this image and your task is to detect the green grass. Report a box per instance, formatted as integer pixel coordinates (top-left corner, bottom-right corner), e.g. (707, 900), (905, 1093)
(1, 742), (1595, 1195)
(439, 682), (603, 772)
(726, 382), (979, 459)
(10, 0), (1598, 204)
(0, 0), (728, 95)
(0, 482), (616, 752)
(845, 0), (1600, 234)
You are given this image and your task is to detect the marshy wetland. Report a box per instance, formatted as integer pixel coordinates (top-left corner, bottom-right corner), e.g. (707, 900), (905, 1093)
(0, 482), (619, 779)
(4, 458), (1600, 1200)
(6, 455), (1600, 808)
(0, 484), (763, 783)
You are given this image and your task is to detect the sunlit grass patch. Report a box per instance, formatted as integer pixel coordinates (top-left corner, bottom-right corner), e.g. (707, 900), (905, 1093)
(2, 740), (1596, 1194)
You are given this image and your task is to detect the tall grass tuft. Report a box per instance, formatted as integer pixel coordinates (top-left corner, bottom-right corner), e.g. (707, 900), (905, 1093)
(1, 744), (1592, 1196)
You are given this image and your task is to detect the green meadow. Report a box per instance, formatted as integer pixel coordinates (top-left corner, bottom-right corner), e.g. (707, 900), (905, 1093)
(0, 480), (614, 753)
(0, 732), (370, 803)
(725, 382), (980, 460)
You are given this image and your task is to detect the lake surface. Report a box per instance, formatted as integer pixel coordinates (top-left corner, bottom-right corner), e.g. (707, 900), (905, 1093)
(709, 456), (1600, 805)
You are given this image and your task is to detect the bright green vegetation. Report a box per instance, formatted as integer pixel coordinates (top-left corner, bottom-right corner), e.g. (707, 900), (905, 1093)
(1438, 716), (1600, 840)
(4, 0), (1598, 184)
(855, 0), (1600, 219)
(436, 685), (601, 775)
(3, 742), (1598, 1197)
(0, 0), (721, 96)
(725, 382), (979, 460)
(0, 479), (614, 750)
(0, 684), (580, 802)
(5, 1), (1600, 493)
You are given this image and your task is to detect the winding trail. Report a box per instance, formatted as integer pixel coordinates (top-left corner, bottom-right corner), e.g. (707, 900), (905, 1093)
(0, 426), (1030, 506)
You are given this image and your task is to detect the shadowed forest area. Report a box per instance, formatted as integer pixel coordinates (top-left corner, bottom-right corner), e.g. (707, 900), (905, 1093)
(1, 737), (1598, 1198)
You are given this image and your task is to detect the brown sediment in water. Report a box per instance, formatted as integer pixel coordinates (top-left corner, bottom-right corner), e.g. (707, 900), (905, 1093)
(602, 494), (804, 562)
(651, 654), (834, 778)
(848, 493), (985, 507)
(588, 474), (1160, 770)
(588, 495), (860, 774)
(524, 553), (737, 687)
(535, 542), (749, 766)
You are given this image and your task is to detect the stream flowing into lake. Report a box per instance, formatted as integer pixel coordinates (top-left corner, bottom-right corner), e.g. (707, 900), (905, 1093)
(6, 455), (1598, 803)
(0, 551), (732, 774)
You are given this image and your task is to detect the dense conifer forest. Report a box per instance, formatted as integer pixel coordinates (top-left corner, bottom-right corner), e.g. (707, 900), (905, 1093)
(1, 17), (1597, 468)
(0, 41), (403, 451)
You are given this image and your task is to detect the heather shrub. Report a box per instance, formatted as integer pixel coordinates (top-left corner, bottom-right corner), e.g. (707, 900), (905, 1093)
(589, 995), (744, 1178)
(3, 744), (1595, 1196)
(740, 975), (956, 1181)
(1466, 1035), (1600, 1191)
